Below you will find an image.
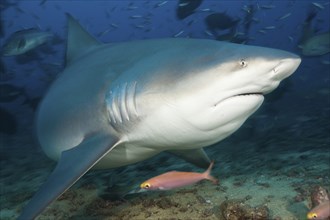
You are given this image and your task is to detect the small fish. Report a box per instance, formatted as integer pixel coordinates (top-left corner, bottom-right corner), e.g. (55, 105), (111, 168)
(204, 30), (214, 37)
(179, 2), (189, 7)
(127, 6), (138, 10)
(278, 13), (291, 20)
(312, 2), (325, 10)
(199, 8), (211, 12)
(241, 5), (250, 13)
(252, 17), (259, 23)
(110, 23), (118, 28)
(173, 30), (184, 38)
(235, 32), (245, 36)
(133, 24), (145, 29)
(156, 1), (168, 7)
(263, 26), (276, 30)
(288, 36), (294, 42)
(140, 161), (218, 191)
(307, 200), (330, 220)
(260, 4), (276, 9)
(97, 28), (112, 37)
(176, 0), (203, 20)
(130, 15), (143, 19)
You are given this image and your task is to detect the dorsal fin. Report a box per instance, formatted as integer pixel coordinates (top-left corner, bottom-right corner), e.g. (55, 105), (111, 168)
(65, 13), (101, 65)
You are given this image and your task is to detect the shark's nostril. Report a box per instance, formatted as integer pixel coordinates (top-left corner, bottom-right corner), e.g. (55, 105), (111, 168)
(271, 58), (300, 81)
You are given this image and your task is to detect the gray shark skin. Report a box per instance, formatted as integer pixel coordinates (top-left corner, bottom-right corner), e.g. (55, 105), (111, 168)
(18, 14), (301, 219)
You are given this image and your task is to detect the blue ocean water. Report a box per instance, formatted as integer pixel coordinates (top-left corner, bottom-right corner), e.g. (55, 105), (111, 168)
(0, 1), (329, 219)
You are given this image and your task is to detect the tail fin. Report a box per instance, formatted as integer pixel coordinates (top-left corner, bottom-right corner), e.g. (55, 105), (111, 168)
(203, 161), (219, 185)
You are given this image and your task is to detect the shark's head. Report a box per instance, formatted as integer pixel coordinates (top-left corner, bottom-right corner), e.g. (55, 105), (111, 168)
(151, 40), (301, 146)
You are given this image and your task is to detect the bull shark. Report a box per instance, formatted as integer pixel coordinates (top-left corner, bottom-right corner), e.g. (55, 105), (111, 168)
(298, 9), (330, 56)
(18, 14), (301, 219)
(301, 32), (330, 56)
(2, 28), (53, 56)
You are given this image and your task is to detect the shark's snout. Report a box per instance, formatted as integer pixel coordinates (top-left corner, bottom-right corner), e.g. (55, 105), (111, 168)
(272, 55), (301, 81)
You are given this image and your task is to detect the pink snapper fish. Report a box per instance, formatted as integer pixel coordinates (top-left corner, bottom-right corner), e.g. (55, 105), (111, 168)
(140, 161), (218, 191)
(307, 200), (330, 220)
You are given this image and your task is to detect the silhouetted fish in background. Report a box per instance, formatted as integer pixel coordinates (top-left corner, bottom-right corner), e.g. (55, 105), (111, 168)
(0, 107), (17, 135)
(302, 32), (330, 56)
(298, 8), (330, 56)
(14, 50), (42, 64)
(216, 32), (247, 44)
(205, 12), (240, 31)
(176, 0), (203, 20)
(298, 9), (317, 45)
(243, 4), (256, 35)
(23, 96), (42, 111)
(0, 59), (15, 82)
(205, 12), (243, 43)
(0, 83), (41, 111)
(2, 28), (53, 56)
(0, 83), (25, 103)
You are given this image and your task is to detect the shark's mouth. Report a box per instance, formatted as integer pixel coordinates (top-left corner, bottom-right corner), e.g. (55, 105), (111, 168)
(215, 92), (264, 107)
(232, 92), (263, 97)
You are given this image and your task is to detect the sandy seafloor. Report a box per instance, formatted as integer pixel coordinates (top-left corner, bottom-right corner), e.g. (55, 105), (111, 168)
(0, 93), (329, 220)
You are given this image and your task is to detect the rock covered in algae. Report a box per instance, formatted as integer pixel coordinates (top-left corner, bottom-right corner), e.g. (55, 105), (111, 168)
(310, 186), (329, 207)
(220, 199), (269, 220)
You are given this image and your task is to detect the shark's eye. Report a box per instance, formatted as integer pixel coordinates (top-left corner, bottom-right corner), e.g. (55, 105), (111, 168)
(240, 59), (247, 68)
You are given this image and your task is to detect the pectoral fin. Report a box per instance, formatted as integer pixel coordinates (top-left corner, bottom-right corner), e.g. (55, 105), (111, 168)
(18, 133), (120, 220)
(167, 148), (211, 169)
